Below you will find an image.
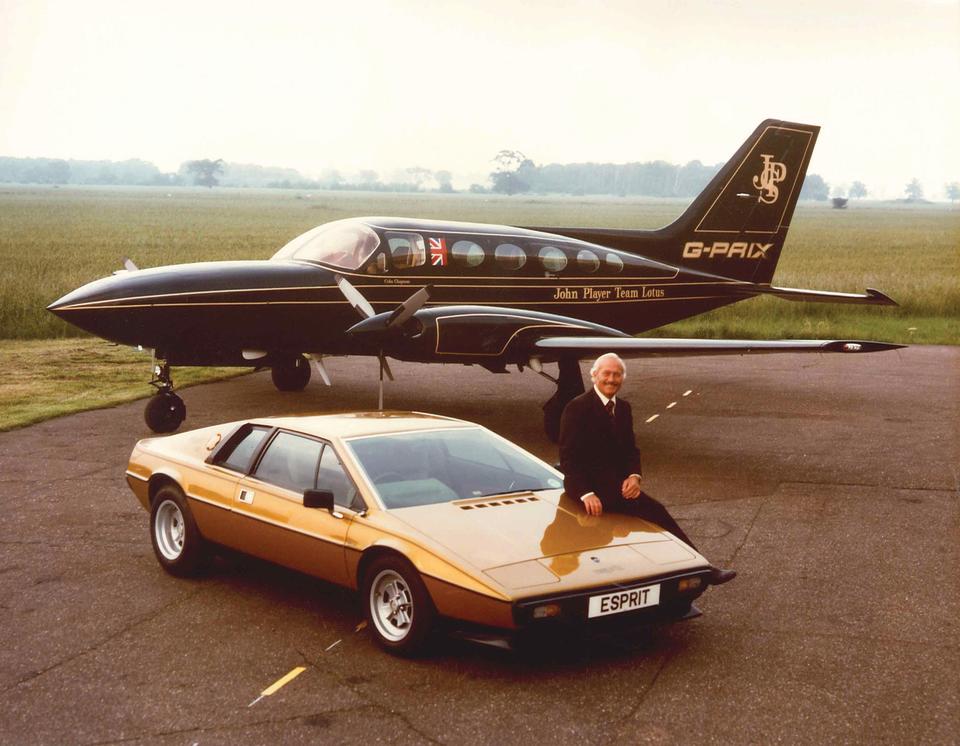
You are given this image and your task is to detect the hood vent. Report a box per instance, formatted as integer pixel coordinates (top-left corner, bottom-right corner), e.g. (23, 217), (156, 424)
(459, 495), (539, 510)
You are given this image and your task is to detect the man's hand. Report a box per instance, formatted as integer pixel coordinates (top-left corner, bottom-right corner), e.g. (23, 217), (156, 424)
(622, 474), (642, 499)
(582, 493), (603, 516)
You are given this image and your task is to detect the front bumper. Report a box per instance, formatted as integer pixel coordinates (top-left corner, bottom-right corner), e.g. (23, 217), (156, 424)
(512, 567), (711, 628)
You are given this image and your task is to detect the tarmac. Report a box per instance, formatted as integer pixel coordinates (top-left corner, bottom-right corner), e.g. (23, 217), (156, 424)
(0, 346), (957, 744)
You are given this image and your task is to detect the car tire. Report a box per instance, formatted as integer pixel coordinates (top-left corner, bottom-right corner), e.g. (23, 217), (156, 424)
(271, 355), (311, 391)
(362, 555), (436, 656)
(150, 485), (208, 577)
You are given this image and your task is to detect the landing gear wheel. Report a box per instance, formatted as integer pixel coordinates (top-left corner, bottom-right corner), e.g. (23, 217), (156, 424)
(144, 392), (186, 433)
(362, 555), (436, 656)
(271, 355), (311, 391)
(150, 485), (208, 577)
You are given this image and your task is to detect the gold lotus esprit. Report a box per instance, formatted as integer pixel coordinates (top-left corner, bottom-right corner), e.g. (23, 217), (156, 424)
(126, 411), (711, 654)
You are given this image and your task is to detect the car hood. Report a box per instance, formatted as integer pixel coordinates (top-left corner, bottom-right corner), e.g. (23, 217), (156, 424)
(389, 490), (704, 590)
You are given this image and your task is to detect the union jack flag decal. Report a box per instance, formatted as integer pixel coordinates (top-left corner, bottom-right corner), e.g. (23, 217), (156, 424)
(429, 237), (447, 267)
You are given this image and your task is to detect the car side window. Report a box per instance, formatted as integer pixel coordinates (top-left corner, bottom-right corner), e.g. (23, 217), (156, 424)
(253, 432), (323, 494)
(215, 425), (271, 473)
(318, 445), (364, 512)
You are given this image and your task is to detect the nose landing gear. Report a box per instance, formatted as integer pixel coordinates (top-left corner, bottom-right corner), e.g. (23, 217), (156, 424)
(144, 361), (186, 433)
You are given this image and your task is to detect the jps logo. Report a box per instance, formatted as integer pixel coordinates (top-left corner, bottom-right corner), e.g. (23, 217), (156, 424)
(683, 241), (772, 259)
(752, 154), (787, 204)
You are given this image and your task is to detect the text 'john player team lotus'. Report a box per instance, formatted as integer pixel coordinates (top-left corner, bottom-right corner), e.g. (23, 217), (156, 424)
(48, 120), (903, 436)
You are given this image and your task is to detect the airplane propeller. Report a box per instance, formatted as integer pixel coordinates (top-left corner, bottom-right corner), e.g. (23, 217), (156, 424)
(333, 274), (432, 409)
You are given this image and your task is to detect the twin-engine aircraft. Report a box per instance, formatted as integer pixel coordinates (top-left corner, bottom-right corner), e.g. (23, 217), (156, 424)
(49, 119), (902, 436)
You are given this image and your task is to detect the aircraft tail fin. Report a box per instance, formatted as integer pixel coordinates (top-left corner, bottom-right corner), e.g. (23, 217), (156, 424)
(663, 119), (819, 284)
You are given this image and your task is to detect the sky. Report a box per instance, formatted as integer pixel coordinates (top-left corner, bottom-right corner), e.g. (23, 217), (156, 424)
(1, 0), (958, 199)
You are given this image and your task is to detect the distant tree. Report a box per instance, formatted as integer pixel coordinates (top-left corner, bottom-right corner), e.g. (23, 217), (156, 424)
(490, 149), (533, 195)
(405, 166), (432, 191)
(358, 170), (379, 188)
(799, 173), (830, 200)
(185, 158), (224, 188)
(468, 183), (488, 193)
(46, 160), (71, 184)
(434, 169), (454, 193)
(320, 168), (343, 188)
(945, 182), (960, 203)
(905, 178), (924, 201)
(849, 181), (868, 199)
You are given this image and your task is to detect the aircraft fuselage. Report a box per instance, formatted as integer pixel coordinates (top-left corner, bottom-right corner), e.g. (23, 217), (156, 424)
(49, 217), (747, 367)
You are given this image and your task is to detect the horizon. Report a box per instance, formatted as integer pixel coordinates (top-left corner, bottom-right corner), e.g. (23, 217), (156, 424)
(2, 0), (958, 199)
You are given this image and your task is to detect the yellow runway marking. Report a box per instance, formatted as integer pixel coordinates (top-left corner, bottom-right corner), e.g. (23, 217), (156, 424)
(645, 414), (659, 423)
(683, 390), (693, 397)
(666, 402), (677, 409)
(248, 666), (307, 707)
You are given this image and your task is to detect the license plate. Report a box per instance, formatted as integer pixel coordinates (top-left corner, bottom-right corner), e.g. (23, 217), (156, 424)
(587, 584), (660, 618)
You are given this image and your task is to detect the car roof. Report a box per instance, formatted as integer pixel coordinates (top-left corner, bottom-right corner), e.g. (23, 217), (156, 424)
(249, 411), (476, 439)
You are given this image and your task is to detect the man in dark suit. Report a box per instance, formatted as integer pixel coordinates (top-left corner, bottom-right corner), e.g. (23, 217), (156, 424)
(559, 352), (736, 585)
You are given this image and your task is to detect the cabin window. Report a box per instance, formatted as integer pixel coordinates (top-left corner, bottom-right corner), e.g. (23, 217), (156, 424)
(452, 240), (485, 268)
(539, 246), (567, 273)
(271, 219), (380, 271)
(386, 232), (426, 270)
(605, 253), (624, 273)
(495, 243), (526, 271)
(366, 251), (388, 275)
(577, 249), (600, 274)
(254, 431), (324, 494)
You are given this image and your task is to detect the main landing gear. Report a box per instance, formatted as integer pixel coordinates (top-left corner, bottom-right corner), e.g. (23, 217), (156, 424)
(144, 361), (186, 434)
(541, 358), (585, 442)
(271, 354), (311, 392)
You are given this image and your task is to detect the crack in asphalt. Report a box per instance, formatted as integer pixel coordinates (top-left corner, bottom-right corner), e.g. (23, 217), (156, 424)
(782, 479), (957, 493)
(5, 586), (206, 693)
(728, 495), (765, 566)
(705, 622), (960, 651)
(83, 703), (399, 746)
(607, 649), (674, 742)
(302, 642), (443, 745)
(0, 539), (142, 548)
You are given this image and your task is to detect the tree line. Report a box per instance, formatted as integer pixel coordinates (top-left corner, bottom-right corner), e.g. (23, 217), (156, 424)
(1, 154), (954, 202)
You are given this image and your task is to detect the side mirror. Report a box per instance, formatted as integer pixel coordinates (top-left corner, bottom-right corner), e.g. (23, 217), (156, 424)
(303, 489), (335, 511)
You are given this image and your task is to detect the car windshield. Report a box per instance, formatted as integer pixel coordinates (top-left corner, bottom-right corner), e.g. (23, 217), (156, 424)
(346, 427), (563, 509)
(271, 219), (380, 270)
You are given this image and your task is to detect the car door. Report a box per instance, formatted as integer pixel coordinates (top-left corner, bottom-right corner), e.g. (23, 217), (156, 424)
(195, 424), (273, 546)
(232, 430), (356, 587)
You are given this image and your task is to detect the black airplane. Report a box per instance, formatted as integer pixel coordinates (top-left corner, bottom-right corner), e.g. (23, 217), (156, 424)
(49, 119), (902, 436)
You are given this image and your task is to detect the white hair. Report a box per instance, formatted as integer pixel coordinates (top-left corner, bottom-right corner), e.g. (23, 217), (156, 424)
(590, 352), (627, 378)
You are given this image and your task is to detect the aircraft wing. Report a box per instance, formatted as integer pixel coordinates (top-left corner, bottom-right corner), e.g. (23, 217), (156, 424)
(534, 336), (905, 357)
(742, 286), (898, 305)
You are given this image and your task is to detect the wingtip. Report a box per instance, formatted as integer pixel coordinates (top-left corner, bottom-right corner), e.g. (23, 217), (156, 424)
(822, 340), (907, 353)
(866, 288), (898, 306)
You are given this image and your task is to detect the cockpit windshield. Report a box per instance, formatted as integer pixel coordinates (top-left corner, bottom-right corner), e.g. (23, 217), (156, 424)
(271, 219), (381, 270)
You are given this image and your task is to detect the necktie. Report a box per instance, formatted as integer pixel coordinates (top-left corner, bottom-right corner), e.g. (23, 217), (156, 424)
(605, 400), (615, 421)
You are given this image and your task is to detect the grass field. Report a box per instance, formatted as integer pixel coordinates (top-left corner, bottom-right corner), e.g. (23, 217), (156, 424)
(3, 186), (958, 342)
(0, 186), (956, 430)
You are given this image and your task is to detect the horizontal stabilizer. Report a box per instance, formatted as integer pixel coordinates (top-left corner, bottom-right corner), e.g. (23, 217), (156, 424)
(746, 286), (898, 306)
(534, 337), (905, 358)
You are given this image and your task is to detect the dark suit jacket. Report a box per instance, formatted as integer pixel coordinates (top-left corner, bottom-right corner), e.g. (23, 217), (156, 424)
(559, 389), (642, 507)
